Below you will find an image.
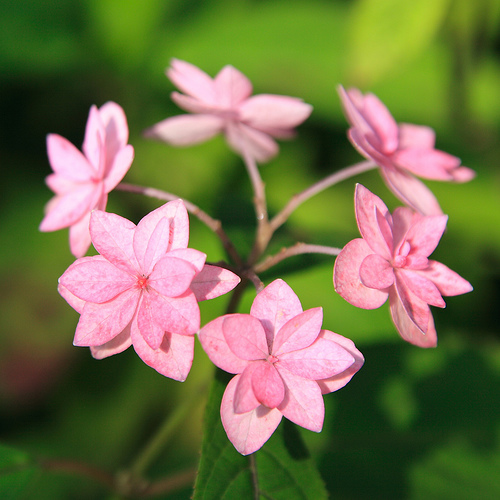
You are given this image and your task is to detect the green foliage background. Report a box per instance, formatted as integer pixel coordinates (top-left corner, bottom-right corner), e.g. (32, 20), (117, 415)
(1, 0), (499, 498)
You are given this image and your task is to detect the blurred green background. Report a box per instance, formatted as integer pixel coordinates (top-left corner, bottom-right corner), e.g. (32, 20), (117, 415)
(1, 0), (499, 498)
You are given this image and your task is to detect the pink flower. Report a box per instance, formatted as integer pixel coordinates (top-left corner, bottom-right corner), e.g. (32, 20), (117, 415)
(333, 184), (473, 348)
(199, 279), (364, 455)
(40, 102), (135, 257)
(338, 86), (475, 216)
(58, 200), (240, 381)
(145, 59), (313, 163)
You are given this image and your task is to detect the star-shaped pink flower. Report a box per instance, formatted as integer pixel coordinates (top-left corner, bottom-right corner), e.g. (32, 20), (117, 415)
(40, 102), (135, 257)
(58, 200), (240, 381)
(334, 184), (473, 347)
(199, 279), (364, 455)
(145, 59), (313, 163)
(338, 86), (475, 216)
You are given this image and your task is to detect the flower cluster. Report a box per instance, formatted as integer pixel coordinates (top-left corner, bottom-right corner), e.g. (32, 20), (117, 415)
(42, 59), (473, 454)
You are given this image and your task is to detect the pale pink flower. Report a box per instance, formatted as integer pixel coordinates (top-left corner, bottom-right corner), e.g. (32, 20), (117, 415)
(338, 85), (475, 216)
(40, 102), (134, 257)
(58, 200), (240, 381)
(145, 59), (313, 162)
(334, 184), (473, 348)
(199, 279), (363, 455)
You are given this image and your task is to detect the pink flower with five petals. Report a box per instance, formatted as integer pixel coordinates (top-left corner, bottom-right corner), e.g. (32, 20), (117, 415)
(334, 184), (473, 348)
(58, 200), (240, 381)
(199, 279), (364, 455)
(338, 86), (475, 216)
(40, 102), (134, 257)
(145, 59), (313, 163)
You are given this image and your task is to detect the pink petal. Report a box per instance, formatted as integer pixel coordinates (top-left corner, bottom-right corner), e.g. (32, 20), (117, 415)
(360, 93), (399, 155)
(82, 106), (105, 171)
(90, 324), (132, 359)
(145, 114), (224, 146)
(147, 289), (200, 335)
(103, 144), (134, 193)
(167, 248), (206, 274)
(68, 211), (93, 258)
(278, 337), (355, 380)
(391, 207), (418, 254)
(198, 316), (248, 374)
(380, 168), (443, 216)
(316, 330), (364, 394)
(190, 265), (240, 301)
(47, 133), (96, 181)
(405, 214), (447, 257)
(222, 314), (268, 360)
(170, 91), (216, 114)
(214, 65), (253, 107)
(59, 255), (134, 303)
(73, 288), (138, 346)
(99, 101), (130, 155)
(45, 173), (79, 195)
(130, 318), (194, 381)
(276, 367), (324, 432)
(393, 148), (460, 180)
(394, 275), (430, 333)
(348, 127), (394, 169)
(221, 375), (283, 455)
(398, 123), (435, 149)
(355, 184), (393, 259)
(136, 293), (166, 350)
(333, 239), (389, 309)
(398, 269), (445, 308)
(150, 256), (197, 298)
(250, 279), (303, 350)
(239, 94), (312, 132)
(451, 166), (476, 182)
(167, 59), (217, 104)
(273, 307), (323, 355)
(389, 289), (437, 347)
(39, 183), (101, 232)
(224, 122), (279, 163)
(58, 283), (86, 314)
(233, 363), (262, 414)
(252, 362), (285, 409)
(90, 210), (138, 274)
(338, 86), (370, 132)
(417, 260), (473, 297)
(133, 200), (189, 264)
(359, 253), (394, 290)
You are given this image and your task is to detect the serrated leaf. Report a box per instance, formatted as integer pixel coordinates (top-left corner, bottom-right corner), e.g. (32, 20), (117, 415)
(348, 0), (451, 85)
(193, 369), (328, 500)
(0, 443), (38, 500)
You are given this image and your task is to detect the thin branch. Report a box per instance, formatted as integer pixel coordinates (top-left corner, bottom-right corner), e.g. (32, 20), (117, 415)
(254, 243), (342, 274)
(116, 182), (243, 267)
(270, 160), (376, 232)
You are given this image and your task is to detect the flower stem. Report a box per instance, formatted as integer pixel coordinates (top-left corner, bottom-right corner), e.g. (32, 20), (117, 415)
(254, 243), (342, 274)
(116, 182), (244, 267)
(269, 160), (376, 232)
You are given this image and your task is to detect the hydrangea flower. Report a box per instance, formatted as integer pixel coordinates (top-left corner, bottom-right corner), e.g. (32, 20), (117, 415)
(58, 200), (240, 381)
(199, 279), (364, 455)
(40, 102), (134, 257)
(334, 184), (473, 347)
(338, 86), (475, 216)
(145, 59), (313, 162)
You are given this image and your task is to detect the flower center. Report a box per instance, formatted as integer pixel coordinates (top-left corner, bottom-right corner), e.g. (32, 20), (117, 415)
(267, 354), (279, 364)
(136, 275), (149, 290)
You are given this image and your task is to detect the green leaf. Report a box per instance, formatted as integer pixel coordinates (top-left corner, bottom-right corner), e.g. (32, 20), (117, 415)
(0, 443), (38, 499)
(193, 369), (328, 500)
(348, 0), (451, 85)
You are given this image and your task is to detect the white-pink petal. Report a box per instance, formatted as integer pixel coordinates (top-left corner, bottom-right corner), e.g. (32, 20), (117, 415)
(82, 106), (105, 171)
(221, 375), (283, 455)
(273, 307), (323, 356)
(404, 214), (447, 257)
(47, 134), (96, 181)
(190, 265), (240, 301)
(394, 276), (430, 334)
(418, 260), (473, 297)
(222, 314), (268, 360)
(224, 122), (279, 163)
(398, 269), (446, 308)
(150, 256), (197, 298)
(359, 253), (394, 290)
(103, 144), (134, 193)
(233, 363), (262, 414)
(214, 65), (253, 108)
(145, 114), (224, 146)
(398, 123), (435, 149)
(167, 59), (217, 105)
(198, 316), (248, 374)
(251, 362), (285, 409)
(136, 293), (166, 350)
(334, 239), (389, 309)
(90, 324), (132, 360)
